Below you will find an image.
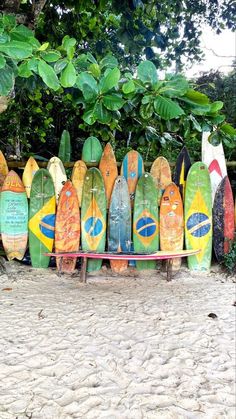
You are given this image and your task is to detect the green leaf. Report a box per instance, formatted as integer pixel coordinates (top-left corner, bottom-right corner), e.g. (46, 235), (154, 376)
(88, 63), (101, 78)
(38, 42), (49, 51)
(41, 50), (61, 62)
(154, 96), (184, 120)
(140, 103), (153, 119)
(38, 60), (60, 91)
(82, 108), (97, 125)
(54, 58), (68, 74)
(182, 89), (209, 105)
(0, 64), (14, 96)
(220, 124), (236, 136)
(86, 52), (97, 64)
(58, 130), (71, 162)
(99, 67), (120, 94)
(100, 54), (118, 69)
(18, 61), (33, 78)
(0, 40), (32, 59)
(62, 35), (76, 59)
(189, 115), (202, 132)
(122, 80), (135, 94)
(208, 131), (221, 146)
(159, 75), (189, 97)
(60, 62), (77, 87)
(137, 60), (158, 85)
(141, 94), (153, 104)
(28, 57), (38, 73)
(208, 101), (224, 113)
(94, 101), (111, 124)
(77, 72), (98, 102)
(10, 24), (34, 41)
(0, 55), (6, 69)
(102, 94), (124, 110)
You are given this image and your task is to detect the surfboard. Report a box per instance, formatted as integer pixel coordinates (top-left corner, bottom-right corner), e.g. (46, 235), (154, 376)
(108, 176), (131, 273)
(121, 150), (144, 207)
(184, 162), (212, 271)
(173, 146), (191, 201)
(0, 150), (8, 190)
(22, 156), (39, 198)
(81, 167), (106, 272)
(0, 170), (28, 260)
(82, 136), (103, 164)
(133, 173), (159, 270)
(201, 131), (227, 205)
(213, 176), (235, 261)
(150, 156), (172, 205)
(29, 169), (56, 268)
(71, 160), (87, 207)
(0, 150), (9, 235)
(47, 156), (67, 203)
(58, 129), (71, 163)
(160, 182), (184, 272)
(55, 180), (80, 272)
(99, 143), (118, 208)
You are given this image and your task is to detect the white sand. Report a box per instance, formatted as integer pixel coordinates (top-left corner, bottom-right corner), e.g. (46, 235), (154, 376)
(0, 261), (235, 419)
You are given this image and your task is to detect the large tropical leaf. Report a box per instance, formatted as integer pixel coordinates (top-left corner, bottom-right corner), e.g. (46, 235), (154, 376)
(159, 75), (189, 97)
(38, 60), (60, 90)
(154, 96), (184, 120)
(0, 64), (14, 95)
(94, 101), (111, 123)
(102, 93), (124, 110)
(137, 60), (158, 86)
(76, 72), (98, 102)
(60, 62), (77, 87)
(99, 67), (120, 94)
(0, 40), (32, 59)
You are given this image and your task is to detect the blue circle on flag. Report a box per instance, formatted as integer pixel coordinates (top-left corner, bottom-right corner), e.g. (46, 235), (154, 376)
(136, 217), (156, 237)
(39, 214), (55, 239)
(187, 212), (211, 237)
(85, 217), (103, 237)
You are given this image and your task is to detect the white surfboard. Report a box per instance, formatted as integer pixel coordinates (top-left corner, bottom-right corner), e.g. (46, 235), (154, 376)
(47, 157), (67, 203)
(201, 131), (227, 205)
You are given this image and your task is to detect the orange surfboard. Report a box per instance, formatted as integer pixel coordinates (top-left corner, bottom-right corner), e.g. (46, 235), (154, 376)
(22, 156), (39, 198)
(55, 181), (80, 272)
(160, 182), (184, 272)
(71, 160), (87, 207)
(0, 150), (8, 190)
(150, 156), (172, 205)
(99, 143), (118, 208)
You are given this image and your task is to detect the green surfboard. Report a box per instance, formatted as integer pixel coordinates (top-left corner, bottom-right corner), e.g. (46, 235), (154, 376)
(133, 173), (159, 270)
(184, 162), (212, 271)
(82, 136), (103, 164)
(81, 167), (107, 272)
(29, 169), (56, 268)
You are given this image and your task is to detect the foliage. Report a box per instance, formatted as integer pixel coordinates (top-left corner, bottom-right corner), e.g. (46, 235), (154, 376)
(222, 240), (236, 275)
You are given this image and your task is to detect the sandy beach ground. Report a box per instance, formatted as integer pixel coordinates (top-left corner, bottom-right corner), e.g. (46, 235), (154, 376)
(0, 259), (235, 419)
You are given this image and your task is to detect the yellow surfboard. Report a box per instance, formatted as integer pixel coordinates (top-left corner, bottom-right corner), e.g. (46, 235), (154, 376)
(150, 156), (172, 205)
(22, 156), (39, 198)
(71, 160), (87, 207)
(47, 156), (67, 203)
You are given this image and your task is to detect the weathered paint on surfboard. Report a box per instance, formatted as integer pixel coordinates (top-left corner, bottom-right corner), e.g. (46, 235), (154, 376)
(0, 150), (9, 235)
(29, 169), (56, 268)
(133, 173), (159, 270)
(108, 176), (131, 273)
(121, 150), (144, 207)
(173, 146), (191, 201)
(82, 136), (103, 164)
(99, 143), (118, 208)
(81, 168), (106, 272)
(55, 181), (80, 272)
(184, 162), (212, 271)
(160, 182), (184, 272)
(1, 170), (28, 260)
(201, 131), (227, 205)
(47, 156), (67, 203)
(213, 176), (235, 261)
(22, 156), (39, 198)
(150, 156), (172, 205)
(71, 160), (87, 207)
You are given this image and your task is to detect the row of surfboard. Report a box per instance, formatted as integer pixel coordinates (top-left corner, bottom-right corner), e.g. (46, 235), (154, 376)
(0, 132), (235, 274)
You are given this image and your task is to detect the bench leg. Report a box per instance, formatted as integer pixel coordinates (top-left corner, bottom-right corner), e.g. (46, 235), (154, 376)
(80, 257), (88, 283)
(58, 257), (63, 277)
(166, 259), (172, 281)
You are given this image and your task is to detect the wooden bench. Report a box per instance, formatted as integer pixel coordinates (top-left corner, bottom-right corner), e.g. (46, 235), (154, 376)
(45, 249), (201, 283)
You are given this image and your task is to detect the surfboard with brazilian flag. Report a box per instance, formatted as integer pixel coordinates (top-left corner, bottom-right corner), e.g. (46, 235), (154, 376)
(29, 169), (56, 268)
(174, 146), (191, 201)
(184, 162), (212, 271)
(81, 167), (106, 272)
